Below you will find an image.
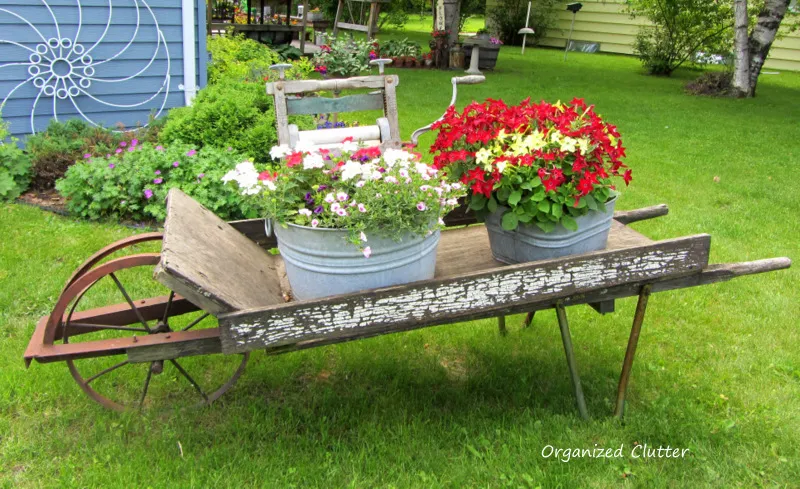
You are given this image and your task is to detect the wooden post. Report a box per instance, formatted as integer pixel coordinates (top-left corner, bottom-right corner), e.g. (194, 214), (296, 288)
(333, 0), (344, 37)
(614, 284), (652, 419)
(300, 0), (309, 53)
(286, 0), (291, 25)
(366, 1), (378, 40)
(259, 0), (264, 24)
(521, 311), (535, 328)
(556, 303), (589, 420)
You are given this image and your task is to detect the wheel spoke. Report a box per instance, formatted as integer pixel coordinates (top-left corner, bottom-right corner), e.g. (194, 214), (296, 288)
(162, 291), (175, 325)
(109, 272), (152, 333)
(138, 367), (153, 410)
(84, 360), (129, 385)
(68, 322), (149, 333)
(181, 312), (210, 332)
(170, 359), (209, 403)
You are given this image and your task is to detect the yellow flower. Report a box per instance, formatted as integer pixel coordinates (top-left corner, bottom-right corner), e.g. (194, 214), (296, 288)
(560, 136), (578, 153)
(475, 147), (493, 165)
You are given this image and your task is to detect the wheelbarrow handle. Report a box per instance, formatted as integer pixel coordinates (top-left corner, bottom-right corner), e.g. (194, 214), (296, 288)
(410, 75), (486, 146)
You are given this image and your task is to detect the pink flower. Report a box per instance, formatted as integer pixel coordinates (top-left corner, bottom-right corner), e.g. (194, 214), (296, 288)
(131, 139), (139, 146)
(83, 153), (91, 159)
(227, 147), (233, 151)
(172, 161), (179, 167)
(197, 173), (205, 179)
(311, 219), (319, 228)
(357, 203), (367, 213)
(108, 163), (115, 169)
(143, 189), (153, 199)
(119, 141), (127, 147)
(153, 178), (163, 184)
(335, 208), (347, 216)
(336, 191), (348, 201)
(115, 148), (123, 154)
(298, 208), (312, 216)
(186, 149), (197, 157)
(127, 147), (135, 152)
(360, 231), (368, 242)
(105, 154), (111, 158)
(416, 202), (427, 211)
(362, 246), (372, 258)
(155, 170), (161, 175)
(156, 145), (164, 151)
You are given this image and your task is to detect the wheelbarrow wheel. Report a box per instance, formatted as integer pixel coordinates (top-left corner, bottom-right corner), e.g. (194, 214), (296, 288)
(51, 236), (248, 412)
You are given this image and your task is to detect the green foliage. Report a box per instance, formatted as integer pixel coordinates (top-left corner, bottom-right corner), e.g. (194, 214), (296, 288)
(627, 0), (733, 76)
(25, 117), (163, 189)
(380, 38), (421, 57)
(487, 0), (558, 46)
(159, 79), (313, 163)
(0, 117), (32, 201)
(56, 142), (262, 222)
(313, 38), (377, 78)
(207, 33), (282, 84)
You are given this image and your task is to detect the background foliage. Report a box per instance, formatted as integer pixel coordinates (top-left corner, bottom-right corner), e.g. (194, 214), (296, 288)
(0, 117), (31, 201)
(487, 0), (559, 46)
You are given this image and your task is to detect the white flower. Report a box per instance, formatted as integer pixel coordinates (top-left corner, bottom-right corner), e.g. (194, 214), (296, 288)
(375, 193), (382, 198)
(262, 180), (276, 191)
(335, 208), (348, 216)
(221, 161), (260, 193)
(341, 140), (359, 153)
(382, 148), (414, 168)
(416, 202), (427, 211)
(340, 160), (363, 181)
(269, 144), (292, 160)
(446, 198), (459, 206)
(355, 180), (366, 188)
(298, 208), (312, 216)
(357, 203), (367, 213)
(331, 202), (341, 212)
(438, 218), (445, 226)
(420, 185), (431, 191)
(303, 152), (325, 169)
(399, 168), (409, 178)
(384, 176), (398, 184)
(324, 193), (335, 204)
(336, 191), (349, 201)
(311, 219), (320, 228)
(496, 160), (508, 174)
(451, 182), (463, 190)
(362, 246), (372, 258)
(360, 231), (368, 241)
(475, 147), (493, 165)
(295, 140), (315, 153)
(560, 136), (578, 153)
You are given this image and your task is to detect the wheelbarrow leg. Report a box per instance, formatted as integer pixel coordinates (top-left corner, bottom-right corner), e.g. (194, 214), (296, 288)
(614, 284), (653, 419)
(497, 316), (507, 336)
(521, 311), (535, 328)
(555, 303), (589, 420)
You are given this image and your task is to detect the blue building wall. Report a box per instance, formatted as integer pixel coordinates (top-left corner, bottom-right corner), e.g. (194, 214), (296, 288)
(0, 0), (207, 139)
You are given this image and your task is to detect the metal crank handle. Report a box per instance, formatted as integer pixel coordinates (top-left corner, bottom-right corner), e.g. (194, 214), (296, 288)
(409, 75), (486, 145)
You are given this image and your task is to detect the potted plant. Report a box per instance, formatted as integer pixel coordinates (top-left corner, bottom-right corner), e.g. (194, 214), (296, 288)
(463, 29), (503, 71)
(429, 98), (632, 264)
(422, 51), (434, 68)
(307, 7), (324, 21)
(223, 142), (464, 299)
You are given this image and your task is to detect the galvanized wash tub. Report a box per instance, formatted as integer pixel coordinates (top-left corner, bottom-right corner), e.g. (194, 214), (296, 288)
(484, 197), (617, 264)
(273, 223), (441, 300)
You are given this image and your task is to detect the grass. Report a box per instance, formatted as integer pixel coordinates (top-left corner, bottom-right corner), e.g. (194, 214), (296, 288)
(2, 22), (800, 489)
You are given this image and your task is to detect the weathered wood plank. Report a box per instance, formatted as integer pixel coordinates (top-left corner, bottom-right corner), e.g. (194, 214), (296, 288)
(153, 189), (285, 315)
(267, 75), (399, 95)
(336, 22), (371, 33)
(127, 336), (222, 363)
(218, 235), (712, 352)
(254, 257), (790, 357)
(287, 93), (385, 115)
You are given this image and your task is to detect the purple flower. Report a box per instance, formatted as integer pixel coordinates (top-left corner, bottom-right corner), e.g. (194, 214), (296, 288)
(105, 154), (111, 158)
(108, 163), (115, 169)
(120, 141), (127, 147)
(156, 145), (164, 151)
(155, 170), (161, 175)
(127, 147), (135, 152)
(313, 205), (324, 214)
(115, 148), (123, 154)
(186, 149), (197, 157)
(83, 153), (92, 159)
(172, 161), (179, 168)
(377, 167), (386, 173)
(318, 185), (328, 191)
(131, 139), (139, 147)
(144, 189), (153, 199)
(153, 178), (163, 184)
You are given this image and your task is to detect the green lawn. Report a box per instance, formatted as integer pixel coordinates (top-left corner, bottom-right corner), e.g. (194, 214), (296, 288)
(2, 25), (800, 489)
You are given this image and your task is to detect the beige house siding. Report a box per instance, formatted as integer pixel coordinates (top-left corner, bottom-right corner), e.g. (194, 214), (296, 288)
(485, 0), (800, 72)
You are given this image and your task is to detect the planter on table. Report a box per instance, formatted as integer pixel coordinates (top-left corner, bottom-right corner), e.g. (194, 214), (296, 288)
(463, 34), (501, 71)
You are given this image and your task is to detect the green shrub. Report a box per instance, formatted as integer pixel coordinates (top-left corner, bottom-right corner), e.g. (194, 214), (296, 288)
(207, 33), (310, 83)
(487, 0), (558, 46)
(25, 117), (164, 189)
(160, 79), (313, 163)
(0, 118), (32, 201)
(56, 142), (263, 222)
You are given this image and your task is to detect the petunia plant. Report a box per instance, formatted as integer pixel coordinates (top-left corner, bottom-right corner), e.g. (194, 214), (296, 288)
(222, 141), (464, 255)
(429, 98), (631, 233)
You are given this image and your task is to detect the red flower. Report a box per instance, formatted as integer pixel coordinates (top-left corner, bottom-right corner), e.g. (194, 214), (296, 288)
(258, 171), (278, 181)
(577, 177), (594, 196)
(542, 178), (560, 192)
(286, 152), (303, 167)
(622, 169), (632, 186)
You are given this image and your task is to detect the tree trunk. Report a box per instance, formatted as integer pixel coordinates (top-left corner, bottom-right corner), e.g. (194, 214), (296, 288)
(746, 0), (792, 97)
(731, 0), (751, 97)
(443, 0), (461, 48)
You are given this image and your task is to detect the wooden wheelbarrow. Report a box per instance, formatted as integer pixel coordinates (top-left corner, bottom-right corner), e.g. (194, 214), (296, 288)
(24, 189), (791, 416)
